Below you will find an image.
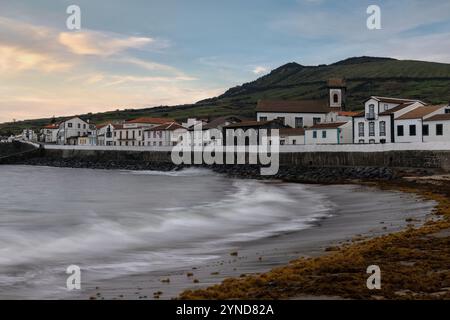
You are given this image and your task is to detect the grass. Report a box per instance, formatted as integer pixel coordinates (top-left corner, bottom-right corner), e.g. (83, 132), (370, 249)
(2, 57), (450, 136)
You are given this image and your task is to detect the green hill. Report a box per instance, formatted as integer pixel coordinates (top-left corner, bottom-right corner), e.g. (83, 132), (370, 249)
(2, 56), (450, 135)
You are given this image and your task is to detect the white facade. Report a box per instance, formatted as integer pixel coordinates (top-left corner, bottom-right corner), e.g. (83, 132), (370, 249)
(423, 118), (450, 143)
(353, 97), (425, 144)
(279, 133), (305, 145)
(97, 124), (116, 146)
(21, 129), (37, 141)
(57, 117), (92, 145)
(143, 123), (186, 147)
(305, 122), (352, 145)
(257, 112), (327, 128)
(41, 127), (59, 143)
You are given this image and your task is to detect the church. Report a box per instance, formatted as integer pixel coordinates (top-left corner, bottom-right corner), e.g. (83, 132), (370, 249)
(255, 79), (352, 128)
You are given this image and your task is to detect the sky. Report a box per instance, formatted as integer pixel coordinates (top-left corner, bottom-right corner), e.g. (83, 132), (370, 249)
(1, 0), (450, 123)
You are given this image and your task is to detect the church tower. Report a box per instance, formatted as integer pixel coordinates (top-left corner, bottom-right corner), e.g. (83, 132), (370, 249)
(327, 78), (346, 110)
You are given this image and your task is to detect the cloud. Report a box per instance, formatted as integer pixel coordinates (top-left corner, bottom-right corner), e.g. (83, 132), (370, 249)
(252, 66), (269, 75)
(0, 45), (72, 73)
(58, 31), (154, 56)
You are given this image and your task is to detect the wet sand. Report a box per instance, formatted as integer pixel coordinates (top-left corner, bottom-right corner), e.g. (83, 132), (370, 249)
(75, 184), (435, 300)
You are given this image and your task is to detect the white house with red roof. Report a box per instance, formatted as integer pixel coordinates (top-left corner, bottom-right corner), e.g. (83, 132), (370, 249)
(114, 117), (175, 147)
(352, 96), (426, 144)
(423, 113), (450, 142)
(305, 122), (353, 145)
(394, 105), (449, 143)
(56, 117), (94, 145)
(256, 79), (348, 128)
(143, 122), (186, 147)
(40, 123), (60, 143)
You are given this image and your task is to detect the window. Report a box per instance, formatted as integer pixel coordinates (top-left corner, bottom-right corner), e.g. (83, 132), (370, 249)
(379, 121), (386, 136)
(369, 139), (376, 144)
(292, 140), (297, 145)
(409, 125), (417, 136)
(313, 131), (317, 139)
(384, 104), (389, 111)
(437, 124), (444, 136)
(83, 124), (86, 129)
(78, 123), (81, 129)
(423, 124), (429, 136)
(369, 122), (375, 136)
(68, 123), (73, 128)
(132, 131), (135, 139)
(295, 117), (303, 128)
(359, 123), (365, 137)
(159, 141), (162, 146)
(313, 118), (321, 125)
(333, 94), (339, 104)
(445, 109), (450, 114)
(259, 116), (268, 121)
(397, 125), (404, 136)
(368, 104), (375, 119)
(280, 140), (285, 145)
(322, 131), (327, 138)
(359, 139), (365, 144)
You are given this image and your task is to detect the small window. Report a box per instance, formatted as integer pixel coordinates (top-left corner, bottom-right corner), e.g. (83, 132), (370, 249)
(313, 131), (317, 139)
(295, 117), (303, 128)
(369, 139), (376, 144)
(369, 122), (375, 136)
(259, 116), (268, 121)
(78, 123), (81, 129)
(280, 140), (285, 145)
(445, 109), (450, 114)
(423, 124), (429, 136)
(397, 125), (404, 137)
(83, 124), (86, 129)
(313, 118), (321, 125)
(409, 125), (416, 136)
(292, 139), (297, 145)
(68, 123), (73, 128)
(437, 124), (444, 136)
(358, 139), (364, 144)
(379, 121), (386, 137)
(333, 93), (339, 104)
(359, 123), (364, 137)
(322, 131), (327, 138)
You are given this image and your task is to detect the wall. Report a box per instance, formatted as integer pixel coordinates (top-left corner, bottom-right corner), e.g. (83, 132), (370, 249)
(257, 112), (326, 128)
(424, 120), (450, 142)
(38, 142), (450, 172)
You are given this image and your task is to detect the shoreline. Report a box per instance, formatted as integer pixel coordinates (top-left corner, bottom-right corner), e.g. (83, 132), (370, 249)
(1, 163), (448, 300)
(71, 182), (433, 300)
(179, 176), (450, 300)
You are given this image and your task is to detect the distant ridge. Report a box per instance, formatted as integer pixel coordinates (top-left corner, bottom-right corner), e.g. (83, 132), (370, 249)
(2, 56), (450, 135)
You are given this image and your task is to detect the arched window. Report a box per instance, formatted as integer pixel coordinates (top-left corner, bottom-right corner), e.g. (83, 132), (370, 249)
(333, 93), (339, 104)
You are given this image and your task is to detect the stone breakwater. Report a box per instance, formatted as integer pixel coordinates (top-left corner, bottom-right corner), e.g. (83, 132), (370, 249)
(9, 155), (435, 183)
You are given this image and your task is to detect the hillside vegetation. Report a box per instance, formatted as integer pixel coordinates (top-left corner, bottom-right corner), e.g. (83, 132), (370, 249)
(2, 56), (450, 135)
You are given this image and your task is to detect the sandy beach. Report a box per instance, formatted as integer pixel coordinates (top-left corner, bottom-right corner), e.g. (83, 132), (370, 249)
(75, 183), (435, 300)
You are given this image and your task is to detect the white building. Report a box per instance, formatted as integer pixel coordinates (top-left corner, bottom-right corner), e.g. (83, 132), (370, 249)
(114, 117), (174, 147)
(190, 116), (245, 146)
(305, 122), (353, 145)
(21, 129), (37, 142)
(57, 117), (94, 145)
(423, 113), (450, 142)
(394, 105), (449, 143)
(256, 79), (347, 128)
(279, 128), (305, 145)
(40, 123), (59, 143)
(97, 123), (119, 146)
(144, 122), (186, 147)
(352, 96), (425, 144)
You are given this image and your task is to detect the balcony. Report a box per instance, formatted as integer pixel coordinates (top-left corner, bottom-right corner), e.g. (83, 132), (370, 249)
(366, 113), (377, 120)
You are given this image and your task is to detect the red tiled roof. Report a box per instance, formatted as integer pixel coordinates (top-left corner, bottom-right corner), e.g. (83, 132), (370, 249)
(126, 117), (175, 124)
(424, 114), (450, 122)
(43, 124), (59, 129)
(279, 128), (305, 136)
(337, 111), (361, 117)
(147, 122), (185, 131)
(396, 105), (447, 120)
(307, 122), (349, 130)
(370, 96), (423, 104)
(256, 100), (332, 114)
(328, 78), (346, 87)
(379, 103), (414, 116)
